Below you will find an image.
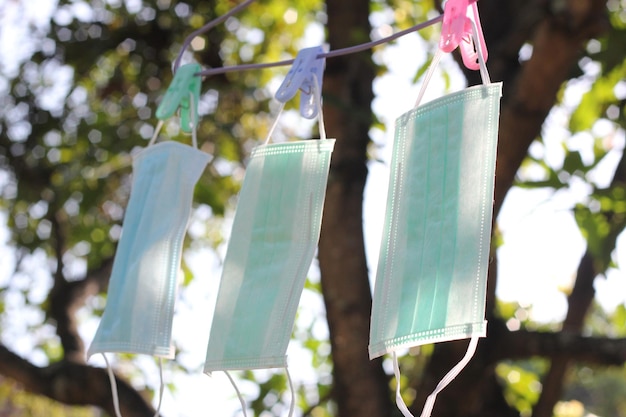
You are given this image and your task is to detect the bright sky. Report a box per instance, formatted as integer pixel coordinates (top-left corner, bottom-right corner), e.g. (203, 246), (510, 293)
(2, 2), (626, 417)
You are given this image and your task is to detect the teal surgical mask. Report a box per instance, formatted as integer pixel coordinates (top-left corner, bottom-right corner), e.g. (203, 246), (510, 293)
(88, 139), (209, 359)
(369, 82), (502, 358)
(203, 51), (332, 417)
(204, 137), (335, 372)
(369, 41), (502, 416)
(204, 49), (333, 377)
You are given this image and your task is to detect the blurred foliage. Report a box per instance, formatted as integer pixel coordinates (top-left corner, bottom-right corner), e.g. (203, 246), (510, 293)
(1, 0), (626, 416)
(494, 302), (626, 417)
(0, 376), (98, 417)
(515, 5), (626, 278)
(496, 360), (546, 417)
(564, 365), (626, 417)
(0, 0), (325, 413)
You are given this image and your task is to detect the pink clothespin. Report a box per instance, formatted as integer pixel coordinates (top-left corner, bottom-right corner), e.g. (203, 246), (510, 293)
(439, 0), (487, 71)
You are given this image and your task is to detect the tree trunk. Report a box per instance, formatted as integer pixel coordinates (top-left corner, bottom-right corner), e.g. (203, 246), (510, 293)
(318, 1), (392, 416)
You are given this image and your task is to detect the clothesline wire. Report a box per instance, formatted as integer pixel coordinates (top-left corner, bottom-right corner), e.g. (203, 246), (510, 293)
(174, 0), (257, 72)
(196, 15), (444, 77)
(174, 0), (479, 77)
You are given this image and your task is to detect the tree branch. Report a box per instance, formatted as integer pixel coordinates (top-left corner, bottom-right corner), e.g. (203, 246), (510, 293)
(318, 1), (393, 416)
(497, 330), (626, 365)
(0, 343), (155, 417)
(48, 257), (114, 362)
(493, 0), (608, 217)
(534, 115), (626, 417)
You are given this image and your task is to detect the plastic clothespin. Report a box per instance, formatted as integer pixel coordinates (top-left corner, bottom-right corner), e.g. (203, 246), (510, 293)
(439, 0), (487, 71)
(439, 0), (469, 53)
(275, 46), (326, 120)
(460, 2), (488, 71)
(156, 63), (202, 133)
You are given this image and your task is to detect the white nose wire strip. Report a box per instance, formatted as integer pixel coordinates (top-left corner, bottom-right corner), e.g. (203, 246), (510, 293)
(103, 354), (124, 417)
(224, 371), (249, 417)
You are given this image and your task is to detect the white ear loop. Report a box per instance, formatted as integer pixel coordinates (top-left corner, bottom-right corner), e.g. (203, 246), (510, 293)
(414, 13), (492, 110)
(148, 120), (165, 147)
(102, 354), (124, 417)
(223, 368), (296, 417)
(419, 335), (480, 417)
(264, 71), (327, 145)
(311, 73), (327, 141)
(414, 49), (444, 109)
(102, 354), (165, 417)
(393, 351), (414, 417)
(188, 92), (199, 148)
(470, 18), (491, 85)
(153, 357), (164, 417)
(224, 371), (249, 417)
(263, 102), (286, 145)
(148, 91), (199, 148)
(391, 336), (480, 417)
(286, 367), (296, 417)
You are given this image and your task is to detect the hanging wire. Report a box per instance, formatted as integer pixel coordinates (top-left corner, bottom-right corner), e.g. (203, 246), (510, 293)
(173, 0), (480, 78)
(196, 15), (444, 77)
(173, 0), (257, 72)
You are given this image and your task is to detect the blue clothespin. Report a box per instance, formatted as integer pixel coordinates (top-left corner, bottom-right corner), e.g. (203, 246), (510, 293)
(156, 63), (202, 133)
(275, 46), (326, 119)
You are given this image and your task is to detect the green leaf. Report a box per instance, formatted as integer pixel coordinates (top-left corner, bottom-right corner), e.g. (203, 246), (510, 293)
(570, 59), (626, 133)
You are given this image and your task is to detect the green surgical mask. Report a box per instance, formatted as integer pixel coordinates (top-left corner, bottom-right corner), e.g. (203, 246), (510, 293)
(204, 138), (334, 373)
(369, 82), (502, 357)
(369, 44), (502, 416)
(203, 48), (332, 417)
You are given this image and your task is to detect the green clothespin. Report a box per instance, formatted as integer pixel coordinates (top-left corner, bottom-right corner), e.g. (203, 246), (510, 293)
(156, 63), (202, 133)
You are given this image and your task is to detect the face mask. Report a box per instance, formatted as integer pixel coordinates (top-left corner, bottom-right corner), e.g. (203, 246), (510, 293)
(369, 82), (502, 358)
(204, 138), (335, 372)
(88, 140), (209, 359)
(369, 34), (502, 416)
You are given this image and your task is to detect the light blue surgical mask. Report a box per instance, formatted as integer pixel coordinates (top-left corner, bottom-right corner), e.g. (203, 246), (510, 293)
(369, 44), (502, 417)
(88, 139), (209, 359)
